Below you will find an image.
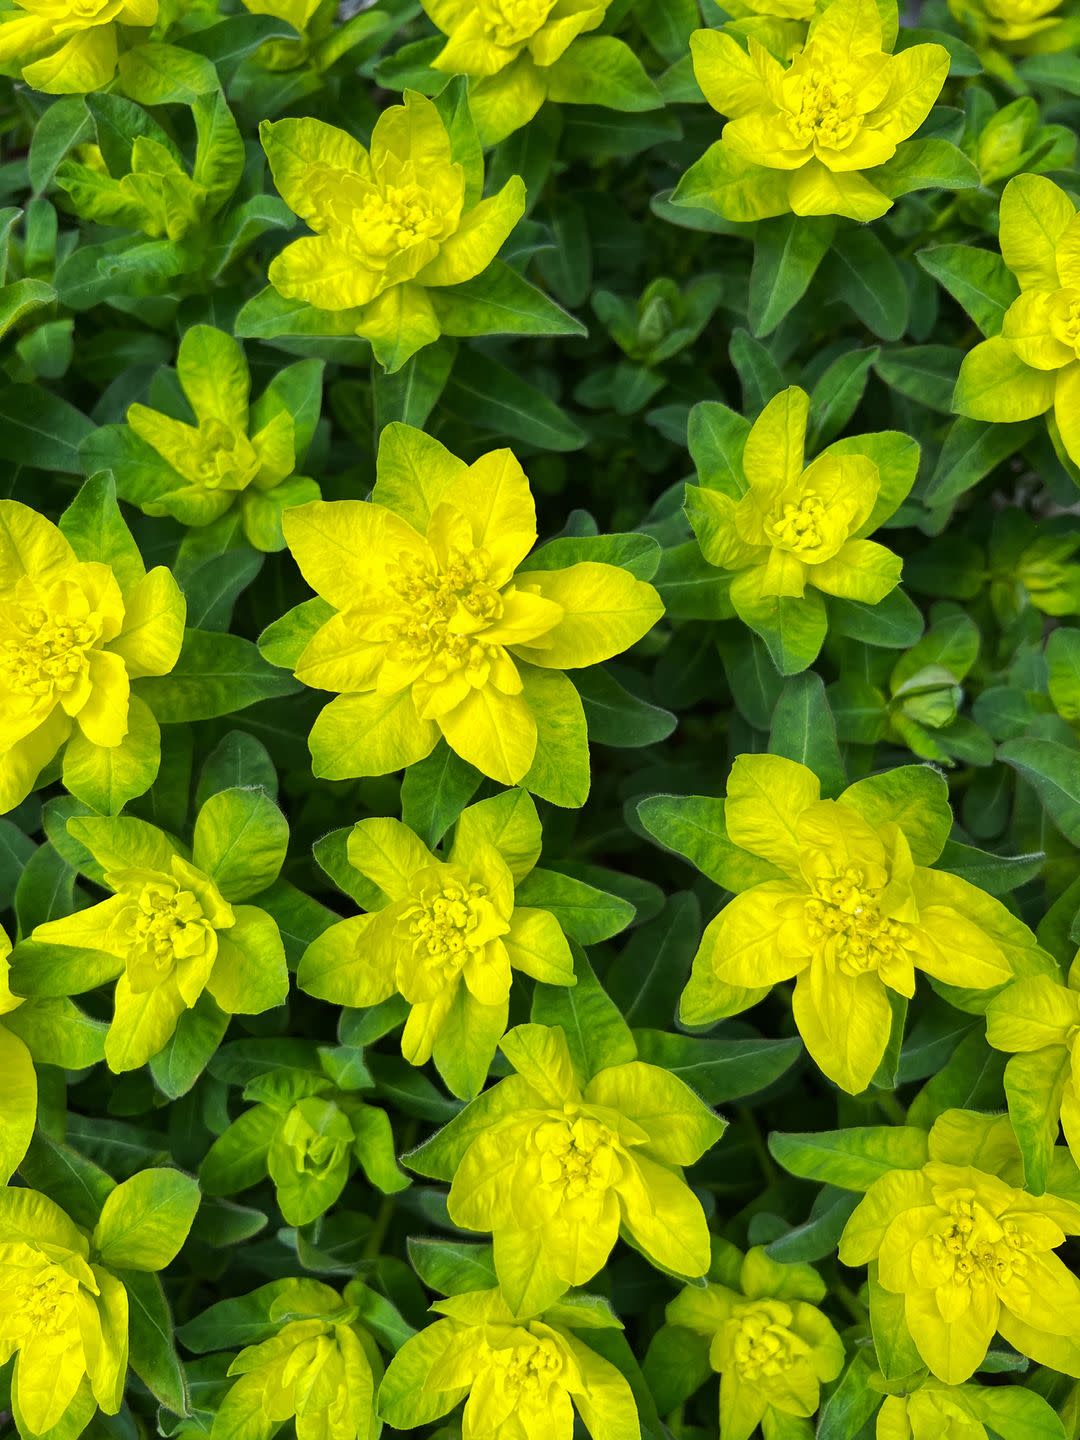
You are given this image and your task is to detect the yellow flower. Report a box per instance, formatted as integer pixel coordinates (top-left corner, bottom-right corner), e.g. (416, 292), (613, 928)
(298, 792), (574, 1098)
(275, 423), (663, 790)
(379, 1286), (638, 1440)
(680, 754), (1044, 1093)
(0, 0), (155, 93)
(953, 175), (1080, 471)
(412, 1023), (724, 1316)
(0, 1187), (128, 1437)
(109, 326), (317, 551)
(688, 385), (907, 614)
(211, 1280), (380, 1440)
(30, 807), (288, 1072)
(947, 0), (1078, 54)
(421, 0), (615, 144)
(260, 92), (526, 369)
(839, 1109), (1080, 1383)
(0, 500), (184, 814)
(665, 1246), (844, 1440)
(674, 0), (949, 221)
(986, 970), (1080, 1189)
(877, 1378), (1066, 1440)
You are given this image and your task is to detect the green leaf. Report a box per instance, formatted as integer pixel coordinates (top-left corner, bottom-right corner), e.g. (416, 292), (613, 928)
(531, 946), (637, 1078)
(732, 585), (828, 676)
(139, 628), (301, 722)
(869, 138), (979, 198)
(917, 243), (1019, 337)
(868, 1266), (925, 1380)
(828, 587), (924, 649)
(442, 348), (587, 451)
(807, 346), (879, 449)
(545, 35), (662, 110)
(769, 1125), (930, 1190)
(574, 665), (675, 748)
(729, 328), (785, 413)
(149, 993), (231, 1101)
(999, 737), (1080, 846)
(515, 867), (634, 943)
(769, 672), (844, 796)
(637, 793), (784, 892)
(1004, 1048), (1068, 1195)
(749, 215), (835, 338)
(0, 384), (93, 472)
(193, 786), (288, 901)
(633, 1030), (802, 1103)
(432, 260), (587, 340)
(196, 731), (278, 807)
(118, 41), (219, 104)
(94, 1167), (201, 1271)
(823, 226), (909, 341)
(124, 1269), (190, 1416)
(924, 417), (1037, 508)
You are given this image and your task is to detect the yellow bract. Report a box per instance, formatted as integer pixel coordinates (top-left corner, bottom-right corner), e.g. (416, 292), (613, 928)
(0, 501), (184, 815)
(298, 795), (573, 1098)
(260, 92), (525, 361)
(954, 174), (1080, 470)
(32, 814), (288, 1072)
(379, 1286), (638, 1440)
(680, 754), (1037, 1093)
(443, 1024), (724, 1315)
(421, 0), (613, 143)
(947, 0), (1077, 57)
(679, 0), (948, 220)
(280, 424), (663, 788)
(689, 386), (903, 607)
(0, 1188), (127, 1436)
(666, 1247), (844, 1440)
(214, 1311), (379, 1440)
(0, 0), (155, 93)
(840, 1110), (1080, 1383)
(986, 970), (1080, 1169)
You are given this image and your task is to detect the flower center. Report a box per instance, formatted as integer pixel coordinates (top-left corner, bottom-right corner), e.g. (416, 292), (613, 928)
(491, 1333), (564, 1399)
(1, 599), (101, 700)
(935, 1197), (1030, 1287)
(803, 867), (910, 975)
(281, 1103), (350, 1177)
(125, 882), (207, 990)
(2, 1254), (79, 1345)
(193, 418), (260, 492)
(400, 876), (490, 976)
(730, 1303), (800, 1380)
(1049, 289), (1080, 355)
(535, 1113), (620, 1202)
(354, 184), (443, 259)
(477, 0), (557, 45)
(786, 72), (861, 149)
(768, 493), (826, 552)
(385, 544), (504, 684)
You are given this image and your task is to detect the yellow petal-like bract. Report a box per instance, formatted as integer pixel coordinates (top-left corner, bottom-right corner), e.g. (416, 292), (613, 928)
(0, 0), (156, 94)
(674, 0), (949, 220)
(279, 424), (663, 791)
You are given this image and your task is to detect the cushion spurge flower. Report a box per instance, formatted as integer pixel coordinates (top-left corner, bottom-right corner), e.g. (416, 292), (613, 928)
(0, 499), (184, 814)
(664, 1246), (844, 1440)
(260, 91), (526, 370)
(686, 386), (912, 671)
(0, 0), (155, 94)
(839, 1110), (1080, 1383)
(0, 1188), (128, 1438)
(680, 754), (1048, 1093)
(421, 0), (624, 145)
(270, 422), (663, 793)
(674, 0), (949, 221)
(953, 175), (1080, 471)
(298, 790), (574, 1099)
(25, 798), (289, 1072)
(408, 1023), (725, 1317)
(379, 1286), (638, 1440)
(83, 326), (320, 553)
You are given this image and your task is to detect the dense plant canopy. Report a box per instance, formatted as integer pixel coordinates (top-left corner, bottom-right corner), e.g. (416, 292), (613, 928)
(3, 1), (1080, 1438)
